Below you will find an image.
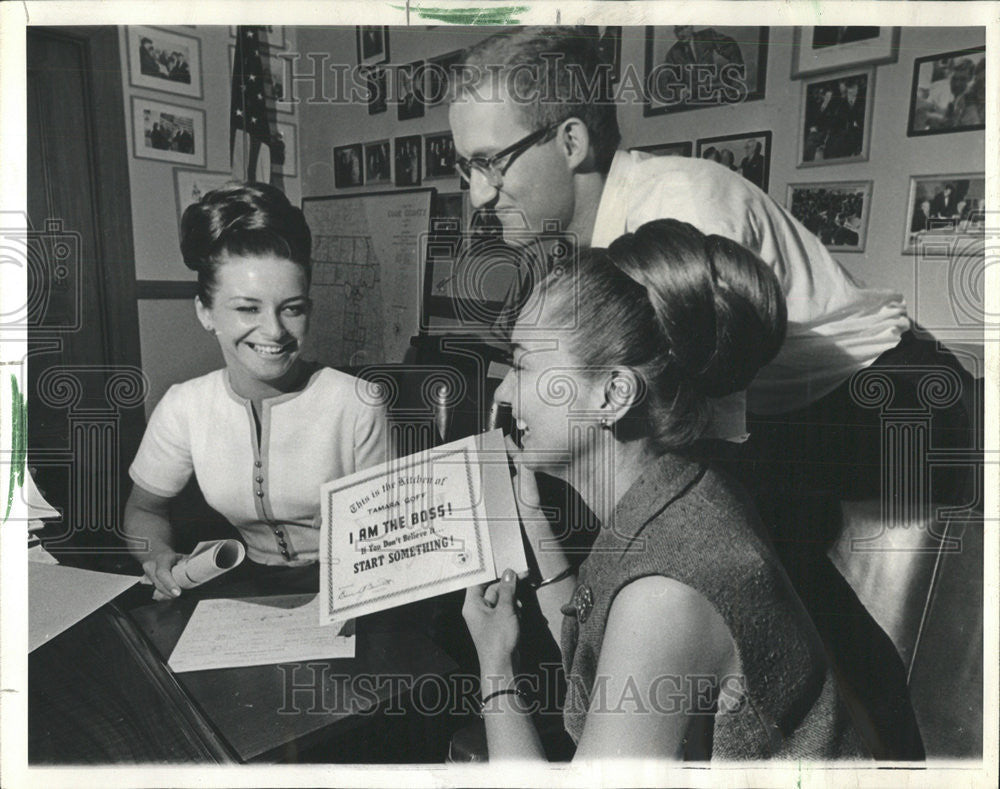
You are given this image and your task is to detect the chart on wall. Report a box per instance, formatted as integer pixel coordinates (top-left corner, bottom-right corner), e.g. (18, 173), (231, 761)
(302, 189), (433, 367)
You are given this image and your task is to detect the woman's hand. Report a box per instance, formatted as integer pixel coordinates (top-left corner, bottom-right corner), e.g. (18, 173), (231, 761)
(463, 569), (520, 673)
(143, 550), (183, 600)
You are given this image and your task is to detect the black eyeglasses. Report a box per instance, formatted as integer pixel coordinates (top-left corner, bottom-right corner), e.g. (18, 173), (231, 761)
(454, 123), (560, 189)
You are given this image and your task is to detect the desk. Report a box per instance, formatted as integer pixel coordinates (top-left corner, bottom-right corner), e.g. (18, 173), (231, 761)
(29, 571), (461, 764)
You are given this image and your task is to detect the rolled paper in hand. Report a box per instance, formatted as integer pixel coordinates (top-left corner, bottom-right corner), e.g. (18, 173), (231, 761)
(170, 540), (246, 589)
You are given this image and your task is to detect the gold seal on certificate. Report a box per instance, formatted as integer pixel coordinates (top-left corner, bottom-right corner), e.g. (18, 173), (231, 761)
(319, 430), (527, 622)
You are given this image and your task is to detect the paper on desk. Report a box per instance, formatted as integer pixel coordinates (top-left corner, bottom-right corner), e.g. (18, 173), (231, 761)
(168, 594), (354, 673)
(24, 469), (60, 522)
(29, 563), (139, 651)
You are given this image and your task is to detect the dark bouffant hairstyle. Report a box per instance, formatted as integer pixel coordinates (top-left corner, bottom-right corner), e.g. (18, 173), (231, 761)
(544, 218), (787, 450)
(180, 182), (311, 306)
(455, 27), (621, 174)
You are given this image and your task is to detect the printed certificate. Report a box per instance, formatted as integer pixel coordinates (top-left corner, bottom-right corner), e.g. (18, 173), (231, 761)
(320, 430), (526, 622)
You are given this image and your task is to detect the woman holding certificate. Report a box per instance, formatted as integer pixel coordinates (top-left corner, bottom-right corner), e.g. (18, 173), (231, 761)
(463, 219), (868, 760)
(125, 183), (388, 599)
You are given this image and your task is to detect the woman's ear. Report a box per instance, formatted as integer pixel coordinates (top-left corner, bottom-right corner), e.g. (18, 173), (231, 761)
(559, 117), (593, 172)
(600, 368), (642, 424)
(194, 295), (214, 334)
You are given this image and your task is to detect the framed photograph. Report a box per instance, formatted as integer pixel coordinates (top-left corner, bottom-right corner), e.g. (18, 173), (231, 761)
(394, 135), (422, 187)
(364, 140), (392, 185)
(644, 26), (768, 116)
(126, 26), (202, 98)
(131, 96), (205, 167)
(173, 168), (234, 225)
(597, 26), (623, 83)
(786, 180), (873, 253)
(424, 191), (511, 327)
(696, 131), (772, 191)
(903, 174), (985, 254)
(426, 49), (464, 108)
(334, 143), (364, 188)
(425, 132), (456, 180)
(357, 26), (389, 67)
(363, 67), (388, 115)
(907, 46), (986, 137)
(798, 68), (874, 167)
(231, 26), (285, 50)
(790, 27), (899, 78)
(229, 45), (293, 115)
(398, 60), (426, 122)
(274, 122), (297, 178)
(630, 142), (693, 158)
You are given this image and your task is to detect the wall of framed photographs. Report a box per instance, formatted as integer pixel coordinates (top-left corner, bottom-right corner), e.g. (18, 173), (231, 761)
(116, 25), (303, 412)
(298, 25), (984, 357)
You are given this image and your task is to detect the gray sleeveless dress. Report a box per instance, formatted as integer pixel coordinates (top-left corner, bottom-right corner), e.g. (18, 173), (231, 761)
(560, 452), (869, 759)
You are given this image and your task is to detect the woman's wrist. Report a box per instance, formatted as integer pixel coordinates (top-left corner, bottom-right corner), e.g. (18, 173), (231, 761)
(480, 660), (516, 688)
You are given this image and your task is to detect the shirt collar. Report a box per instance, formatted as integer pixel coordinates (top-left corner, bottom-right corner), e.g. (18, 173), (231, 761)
(590, 149), (635, 248)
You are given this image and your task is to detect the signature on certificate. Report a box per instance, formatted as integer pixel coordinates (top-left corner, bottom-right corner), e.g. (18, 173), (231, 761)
(337, 577), (394, 599)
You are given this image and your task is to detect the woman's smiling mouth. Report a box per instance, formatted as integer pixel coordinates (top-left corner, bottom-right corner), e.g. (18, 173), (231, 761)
(246, 340), (296, 357)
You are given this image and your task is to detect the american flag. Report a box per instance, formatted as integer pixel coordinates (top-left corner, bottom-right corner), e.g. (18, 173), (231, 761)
(230, 26), (284, 182)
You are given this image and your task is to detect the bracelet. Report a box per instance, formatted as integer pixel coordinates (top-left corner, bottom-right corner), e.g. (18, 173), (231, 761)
(479, 686), (529, 717)
(529, 565), (574, 590)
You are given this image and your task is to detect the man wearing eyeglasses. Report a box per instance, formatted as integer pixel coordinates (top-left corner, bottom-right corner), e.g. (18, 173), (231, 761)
(448, 26), (975, 511)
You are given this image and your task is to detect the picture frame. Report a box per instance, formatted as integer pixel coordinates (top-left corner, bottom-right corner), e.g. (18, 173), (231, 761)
(126, 26), (203, 99)
(230, 25), (285, 50)
(394, 135), (422, 187)
(397, 60), (426, 122)
(424, 132), (456, 180)
(274, 122), (297, 178)
(131, 96), (206, 167)
(790, 27), (900, 79)
(907, 46), (986, 137)
(364, 140), (392, 185)
(643, 26), (768, 116)
(597, 26), (623, 83)
(630, 142), (693, 158)
(357, 26), (389, 67)
(903, 173), (984, 254)
(364, 67), (388, 115)
(798, 68), (874, 167)
(423, 191), (510, 327)
(786, 180), (873, 253)
(696, 130), (772, 192)
(425, 49), (464, 108)
(301, 188), (434, 366)
(334, 143), (364, 188)
(229, 44), (294, 115)
(173, 168), (234, 226)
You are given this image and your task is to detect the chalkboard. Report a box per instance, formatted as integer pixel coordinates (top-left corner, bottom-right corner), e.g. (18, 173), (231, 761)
(302, 188), (433, 366)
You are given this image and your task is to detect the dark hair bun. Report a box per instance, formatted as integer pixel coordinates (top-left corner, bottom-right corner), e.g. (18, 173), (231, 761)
(611, 219), (787, 399)
(179, 182), (311, 273)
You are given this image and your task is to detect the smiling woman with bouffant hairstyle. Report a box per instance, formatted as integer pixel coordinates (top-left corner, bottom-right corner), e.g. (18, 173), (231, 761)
(463, 218), (869, 762)
(125, 183), (389, 599)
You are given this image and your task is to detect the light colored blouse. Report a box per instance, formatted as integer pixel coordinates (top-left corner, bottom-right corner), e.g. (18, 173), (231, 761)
(129, 366), (388, 565)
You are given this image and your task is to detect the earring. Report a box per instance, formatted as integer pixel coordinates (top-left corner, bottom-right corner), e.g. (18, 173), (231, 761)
(600, 417), (611, 430)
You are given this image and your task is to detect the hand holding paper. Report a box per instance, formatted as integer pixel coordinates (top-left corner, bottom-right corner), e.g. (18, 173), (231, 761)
(145, 539), (246, 600)
(319, 430), (527, 622)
